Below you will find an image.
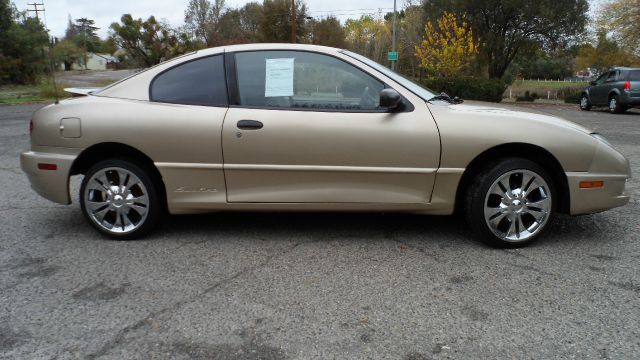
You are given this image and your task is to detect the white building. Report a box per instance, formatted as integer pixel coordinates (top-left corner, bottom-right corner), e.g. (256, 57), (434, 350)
(62, 53), (118, 71)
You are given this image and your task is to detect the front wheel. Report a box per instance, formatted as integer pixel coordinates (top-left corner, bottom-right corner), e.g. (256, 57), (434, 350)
(579, 94), (591, 111)
(465, 158), (555, 248)
(80, 159), (161, 240)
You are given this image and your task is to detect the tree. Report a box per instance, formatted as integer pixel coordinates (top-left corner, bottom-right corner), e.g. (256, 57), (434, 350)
(423, 0), (589, 79)
(52, 39), (83, 71)
(397, 3), (426, 78)
(110, 14), (185, 67)
(64, 14), (78, 40)
(414, 12), (478, 77)
(0, 1), (49, 84)
(344, 15), (391, 65)
(598, 0), (640, 55)
(71, 18), (101, 69)
(184, 0), (226, 46)
(259, 0), (307, 43)
(309, 16), (345, 48)
(575, 32), (640, 75)
(512, 47), (575, 80)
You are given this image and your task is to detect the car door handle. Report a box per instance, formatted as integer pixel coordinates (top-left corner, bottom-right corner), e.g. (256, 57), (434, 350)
(237, 120), (263, 130)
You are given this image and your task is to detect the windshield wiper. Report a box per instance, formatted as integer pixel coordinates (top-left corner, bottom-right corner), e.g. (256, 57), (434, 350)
(428, 92), (464, 104)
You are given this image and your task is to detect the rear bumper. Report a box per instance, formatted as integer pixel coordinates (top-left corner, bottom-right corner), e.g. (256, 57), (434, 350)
(567, 172), (630, 214)
(621, 92), (640, 106)
(20, 150), (76, 205)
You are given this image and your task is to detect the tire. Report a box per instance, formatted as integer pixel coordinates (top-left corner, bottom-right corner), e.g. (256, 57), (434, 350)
(80, 159), (161, 240)
(465, 158), (555, 248)
(608, 95), (626, 114)
(579, 94), (591, 111)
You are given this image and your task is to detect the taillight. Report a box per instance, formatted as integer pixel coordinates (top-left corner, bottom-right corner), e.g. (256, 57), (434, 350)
(29, 119), (33, 135)
(624, 80), (631, 91)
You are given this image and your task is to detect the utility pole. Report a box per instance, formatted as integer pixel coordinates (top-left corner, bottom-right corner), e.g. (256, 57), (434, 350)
(291, 0), (296, 43)
(27, 3), (45, 21)
(391, 0), (397, 70)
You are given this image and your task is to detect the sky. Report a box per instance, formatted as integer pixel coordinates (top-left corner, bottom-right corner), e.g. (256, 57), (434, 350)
(20, 0), (606, 40)
(20, 0), (401, 39)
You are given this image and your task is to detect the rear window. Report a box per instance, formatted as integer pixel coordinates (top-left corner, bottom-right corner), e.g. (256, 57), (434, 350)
(629, 70), (640, 81)
(150, 55), (227, 106)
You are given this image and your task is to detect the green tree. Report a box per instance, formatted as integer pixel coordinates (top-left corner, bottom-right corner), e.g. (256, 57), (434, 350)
(308, 16), (345, 48)
(110, 14), (185, 67)
(184, 0), (226, 46)
(598, 0), (640, 55)
(423, 0), (589, 79)
(0, 1), (50, 84)
(512, 48), (575, 79)
(575, 32), (640, 75)
(259, 0), (307, 43)
(344, 15), (391, 65)
(52, 39), (83, 71)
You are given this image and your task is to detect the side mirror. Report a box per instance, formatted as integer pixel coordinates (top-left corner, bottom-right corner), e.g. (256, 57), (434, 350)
(379, 88), (402, 110)
(589, 81), (597, 86)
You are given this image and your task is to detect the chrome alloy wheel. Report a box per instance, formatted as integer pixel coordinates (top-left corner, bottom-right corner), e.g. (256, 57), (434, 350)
(83, 167), (149, 234)
(483, 169), (552, 242)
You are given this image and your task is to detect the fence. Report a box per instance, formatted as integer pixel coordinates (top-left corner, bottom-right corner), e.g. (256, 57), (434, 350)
(504, 79), (588, 101)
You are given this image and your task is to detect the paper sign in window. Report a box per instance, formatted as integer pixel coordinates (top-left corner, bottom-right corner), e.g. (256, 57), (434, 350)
(265, 58), (294, 97)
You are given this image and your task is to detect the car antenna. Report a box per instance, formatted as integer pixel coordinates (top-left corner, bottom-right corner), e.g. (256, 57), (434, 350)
(34, 1), (60, 104)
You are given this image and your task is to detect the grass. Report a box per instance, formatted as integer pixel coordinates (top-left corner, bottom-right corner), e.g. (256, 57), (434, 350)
(0, 79), (71, 105)
(511, 79), (588, 90)
(506, 79), (588, 101)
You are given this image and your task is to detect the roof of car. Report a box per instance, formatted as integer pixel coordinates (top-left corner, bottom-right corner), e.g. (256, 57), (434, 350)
(194, 43), (344, 56)
(611, 67), (640, 71)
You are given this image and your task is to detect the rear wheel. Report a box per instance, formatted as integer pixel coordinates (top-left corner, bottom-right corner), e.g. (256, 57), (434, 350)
(608, 95), (626, 114)
(465, 158), (555, 248)
(579, 94), (591, 111)
(80, 159), (161, 240)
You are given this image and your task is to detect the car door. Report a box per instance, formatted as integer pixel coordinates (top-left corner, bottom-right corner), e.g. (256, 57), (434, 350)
(602, 70), (620, 102)
(221, 50), (440, 204)
(590, 72), (609, 105)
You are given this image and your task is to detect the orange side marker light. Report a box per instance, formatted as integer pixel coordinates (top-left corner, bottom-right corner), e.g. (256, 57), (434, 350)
(579, 181), (604, 189)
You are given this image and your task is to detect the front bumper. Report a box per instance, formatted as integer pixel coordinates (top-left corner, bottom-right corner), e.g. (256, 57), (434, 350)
(20, 150), (76, 205)
(567, 172), (630, 214)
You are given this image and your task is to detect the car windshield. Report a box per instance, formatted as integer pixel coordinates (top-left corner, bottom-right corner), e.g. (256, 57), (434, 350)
(341, 50), (437, 101)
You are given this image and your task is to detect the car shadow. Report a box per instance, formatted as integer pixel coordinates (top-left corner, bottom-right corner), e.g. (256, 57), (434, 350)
(157, 211), (478, 247)
(147, 211), (616, 249)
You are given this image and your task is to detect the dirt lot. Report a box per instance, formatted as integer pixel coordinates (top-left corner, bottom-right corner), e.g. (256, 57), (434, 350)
(0, 102), (638, 359)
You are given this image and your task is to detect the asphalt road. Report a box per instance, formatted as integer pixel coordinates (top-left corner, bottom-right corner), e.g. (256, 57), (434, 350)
(1, 102), (638, 359)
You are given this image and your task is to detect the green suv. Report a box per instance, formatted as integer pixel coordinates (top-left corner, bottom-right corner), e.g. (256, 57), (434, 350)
(580, 67), (640, 113)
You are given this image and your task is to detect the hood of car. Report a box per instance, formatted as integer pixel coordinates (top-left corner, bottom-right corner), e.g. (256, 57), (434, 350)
(446, 103), (593, 135)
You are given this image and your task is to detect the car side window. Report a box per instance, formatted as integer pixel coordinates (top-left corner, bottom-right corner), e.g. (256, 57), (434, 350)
(628, 70), (640, 81)
(234, 51), (385, 111)
(606, 71), (618, 82)
(594, 73), (608, 85)
(150, 55), (227, 106)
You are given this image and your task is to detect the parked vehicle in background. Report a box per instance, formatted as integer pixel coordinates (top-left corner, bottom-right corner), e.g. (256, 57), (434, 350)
(580, 67), (640, 113)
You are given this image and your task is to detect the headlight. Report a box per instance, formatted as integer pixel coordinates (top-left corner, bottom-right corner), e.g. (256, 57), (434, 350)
(591, 133), (613, 148)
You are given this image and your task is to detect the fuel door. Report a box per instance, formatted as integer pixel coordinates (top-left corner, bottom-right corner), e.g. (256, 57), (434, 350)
(59, 117), (81, 138)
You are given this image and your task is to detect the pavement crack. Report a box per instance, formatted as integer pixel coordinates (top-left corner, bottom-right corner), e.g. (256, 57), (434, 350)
(84, 240), (306, 359)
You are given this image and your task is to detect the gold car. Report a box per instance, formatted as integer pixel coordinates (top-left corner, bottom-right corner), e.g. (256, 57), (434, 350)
(21, 44), (631, 247)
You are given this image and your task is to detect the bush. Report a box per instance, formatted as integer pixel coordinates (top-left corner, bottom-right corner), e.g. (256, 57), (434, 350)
(516, 90), (539, 102)
(563, 88), (583, 104)
(417, 77), (507, 103)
